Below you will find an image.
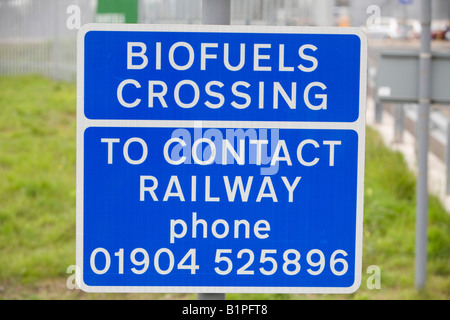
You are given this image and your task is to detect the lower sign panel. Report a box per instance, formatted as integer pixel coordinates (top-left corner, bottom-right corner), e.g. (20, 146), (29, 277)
(78, 126), (363, 293)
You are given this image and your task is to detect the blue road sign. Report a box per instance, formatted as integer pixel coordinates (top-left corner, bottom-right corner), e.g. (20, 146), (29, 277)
(77, 24), (367, 293)
(82, 25), (362, 123)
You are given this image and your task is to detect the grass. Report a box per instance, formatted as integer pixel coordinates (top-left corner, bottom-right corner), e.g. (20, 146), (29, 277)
(351, 127), (450, 299)
(0, 75), (76, 284)
(0, 75), (449, 299)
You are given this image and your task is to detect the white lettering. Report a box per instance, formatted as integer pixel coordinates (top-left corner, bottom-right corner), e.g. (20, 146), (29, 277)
(101, 138), (120, 164)
(270, 140), (292, 166)
(201, 43), (218, 70)
(279, 44), (294, 71)
(224, 43), (245, 71)
(192, 138), (216, 165)
(273, 82), (296, 109)
(298, 44), (318, 72)
(231, 81), (251, 109)
(205, 81), (225, 109)
(168, 42), (194, 70)
(174, 80), (200, 108)
(256, 176), (278, 202)
(281, 176), (301, 202)
(254, 220), (270, 239)
(140, 176), (158, 201)
(170, 219), (187, 244)
(127, 42), (148, 70)
(164, 138), (187, 165)
(170, 212), (271, 243)
(249, 140), (268, 165)
(304, 82), (327, 110)
(123, 137), (148, 165)
(117, 79), (141, 108)
(163, 176), (185, 201)
(222, 139), (245, 165)
(254, 44), (271, 71)
(297, 139), (320, 166)
(148, 81), (168, 108)
(212, 219), (229, 239)
(323, 140), (342, 166)
(223, 176), (253, 202)
(205, 176), (220, 202)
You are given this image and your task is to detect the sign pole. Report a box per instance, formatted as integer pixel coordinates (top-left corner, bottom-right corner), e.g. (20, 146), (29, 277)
(202, 0), (231, 25)
(198, 0), (231, 301)
(415, 0), (431, 290)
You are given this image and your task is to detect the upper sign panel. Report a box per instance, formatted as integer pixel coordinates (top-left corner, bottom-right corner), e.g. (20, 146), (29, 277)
(79, 24), (366, 123)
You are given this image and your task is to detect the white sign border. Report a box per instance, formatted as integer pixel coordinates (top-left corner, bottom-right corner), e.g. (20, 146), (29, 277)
(76, 23), (367, 294)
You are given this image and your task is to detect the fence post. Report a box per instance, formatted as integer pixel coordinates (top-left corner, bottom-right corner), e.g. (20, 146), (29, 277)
(202, 0), (230, 25)
(375, 101), (383, 123)
(446, 118), (450, 195)
(394, 104), (405, 143)
(415, 0), (431, 290)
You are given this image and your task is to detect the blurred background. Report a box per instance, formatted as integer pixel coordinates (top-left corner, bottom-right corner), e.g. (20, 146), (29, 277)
(1, 0), (449, 82)
(0, 0), (449, 300)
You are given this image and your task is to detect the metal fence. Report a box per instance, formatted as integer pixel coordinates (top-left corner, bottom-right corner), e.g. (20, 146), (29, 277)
(0, 0), (96, 81)
(0, 0), (336, 82)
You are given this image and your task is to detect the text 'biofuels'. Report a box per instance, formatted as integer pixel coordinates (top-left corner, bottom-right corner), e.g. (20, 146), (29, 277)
(117, 41), (328, 111)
